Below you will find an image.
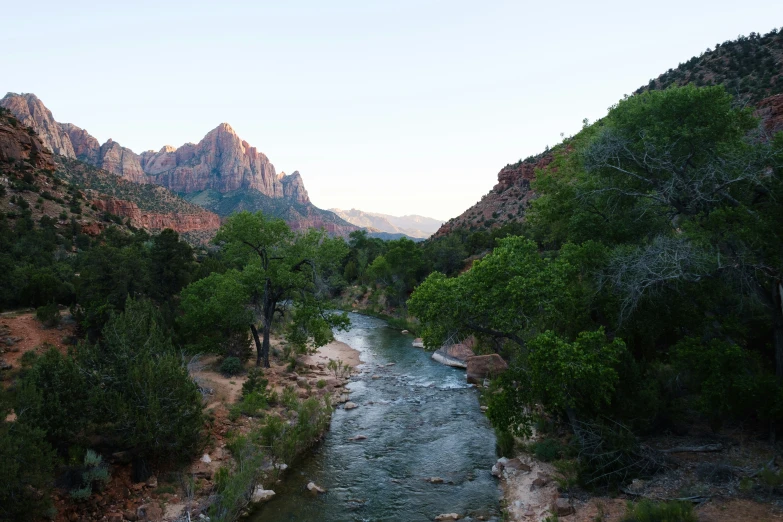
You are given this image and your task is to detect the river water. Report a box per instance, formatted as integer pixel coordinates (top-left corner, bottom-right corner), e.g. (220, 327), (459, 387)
(251, 313), (501, 522)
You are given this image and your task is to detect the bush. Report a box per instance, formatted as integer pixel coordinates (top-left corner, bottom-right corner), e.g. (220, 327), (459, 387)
(209, 435), (263, 522)
(79, 298), (205, 469)
(241, 368), (269, 399)
(68, 450), (110, 500)
(15, 348), (92, 449)
(620, 500), (696, 522)
(495, 428), (515, 457)
(531, 438), (564, 462)
(220, 356), (243, 376)
(0, 414), (56, 521)
(35, 302), (60, 327)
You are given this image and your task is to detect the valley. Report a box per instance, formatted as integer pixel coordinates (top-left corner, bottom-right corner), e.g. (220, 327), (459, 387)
(3, 17), (783, 522)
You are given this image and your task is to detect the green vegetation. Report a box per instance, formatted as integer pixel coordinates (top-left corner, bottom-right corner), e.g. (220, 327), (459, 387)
(620, 500), (696, 522)
(409, 84), (783, 488)
(180, 211), (349, 367)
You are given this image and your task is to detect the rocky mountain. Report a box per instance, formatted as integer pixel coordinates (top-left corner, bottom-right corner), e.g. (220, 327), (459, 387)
(0, 93), (357, 236)
(0, 106), (219, 239)
(330, 208), (443, 238)
(436, 27), (783, 238)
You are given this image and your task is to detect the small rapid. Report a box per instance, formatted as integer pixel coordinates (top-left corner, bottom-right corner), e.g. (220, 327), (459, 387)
(251, 313), (501, 522)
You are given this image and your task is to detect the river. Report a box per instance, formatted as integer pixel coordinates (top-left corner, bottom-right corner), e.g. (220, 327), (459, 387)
(251, 313), (501, 522)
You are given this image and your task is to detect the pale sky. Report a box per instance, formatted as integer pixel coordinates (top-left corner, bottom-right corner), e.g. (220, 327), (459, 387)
(2, 1), (780, 220)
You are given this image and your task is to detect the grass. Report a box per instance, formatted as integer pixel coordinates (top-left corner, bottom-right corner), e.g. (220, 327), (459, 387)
(620, 500), (697, 522)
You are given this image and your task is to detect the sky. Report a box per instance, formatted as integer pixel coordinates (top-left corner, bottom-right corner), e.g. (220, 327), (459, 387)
(2, 1), (780, 220)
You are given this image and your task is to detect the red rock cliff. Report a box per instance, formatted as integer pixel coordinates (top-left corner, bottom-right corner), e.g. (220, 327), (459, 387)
(93, 197), (221, 233)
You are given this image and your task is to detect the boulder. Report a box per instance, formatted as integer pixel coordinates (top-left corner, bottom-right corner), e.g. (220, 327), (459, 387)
(428, 477), (444, 484)
(137, 503), (163, 522)
(250, 487), (276, 503)
(466, 354), (508, 384)
(431, 343), (475, 369)
(344, 402), (358, 410)
(504, 459), (532, 473)
(412, 338), (425, 348)
(435, 514), (461, 521)
(307, 481), (326, 494)
(552, 498), (574, 516)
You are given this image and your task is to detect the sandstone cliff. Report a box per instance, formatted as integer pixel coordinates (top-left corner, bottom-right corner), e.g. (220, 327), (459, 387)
(1, 92), (347, 234)
(0, 108), (56, 171)
(1, 93), (75, 159)
(93, 197), (221, 232)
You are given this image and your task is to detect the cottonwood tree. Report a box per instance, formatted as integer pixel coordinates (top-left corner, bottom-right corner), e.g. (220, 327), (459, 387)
(581, 86), (783, 377)
(181, 211), (349, 367)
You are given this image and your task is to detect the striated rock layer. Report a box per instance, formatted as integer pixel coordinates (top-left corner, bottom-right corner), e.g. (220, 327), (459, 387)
(93, 197), (221, 233)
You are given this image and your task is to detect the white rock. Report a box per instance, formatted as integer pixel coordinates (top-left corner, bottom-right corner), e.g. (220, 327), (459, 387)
(200, 454), (212, 463)
(250, 487), (276, 503)
(344, 402), (358, 410)
(307, 481), (326, 494)
(401, 330), (409, 334)
(434, 514), (461, 521)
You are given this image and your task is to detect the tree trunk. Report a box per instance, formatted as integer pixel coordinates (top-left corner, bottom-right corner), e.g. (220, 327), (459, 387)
(262, 320), (272, 368)
(250, 324), (263, 367)
(773, 281), (783, 382)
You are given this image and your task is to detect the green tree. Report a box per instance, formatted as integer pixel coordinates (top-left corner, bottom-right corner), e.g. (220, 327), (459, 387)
(183, 211), (349, 367)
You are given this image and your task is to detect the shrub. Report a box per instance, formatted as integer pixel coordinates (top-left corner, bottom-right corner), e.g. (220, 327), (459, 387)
(79, 298), (204, 471)
(531, 438), (564, 462)
(68, 450), (110, 499)
(209, 435), (263, 522)
(316, 379), (327, 389)
(0, 413), (56, 521)
(620, 500), (696, 522)
(495, 428), (515, 457)
(36, 301), (60, 327)
(241, 368), (269, 399)
(15, 348), (92, 449)
(220, 356), (243, 376)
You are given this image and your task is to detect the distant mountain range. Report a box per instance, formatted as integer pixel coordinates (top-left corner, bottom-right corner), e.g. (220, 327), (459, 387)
(1, 93), (358, 236)
(329, 208), (443, 239)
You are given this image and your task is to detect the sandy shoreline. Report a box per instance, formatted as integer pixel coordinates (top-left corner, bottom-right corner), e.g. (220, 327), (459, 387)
(304, 339), (362, 369)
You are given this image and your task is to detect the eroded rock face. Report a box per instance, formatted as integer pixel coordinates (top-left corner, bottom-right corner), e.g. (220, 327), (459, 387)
(757, 94), (783, 133)
(143, 123), (294, 198)
(97, 139), (147, 184)
(0, 114), (56, 170)
(435, 154), (553, 238)
(0, 93), (75, 158)
(93, 197), (221, 233)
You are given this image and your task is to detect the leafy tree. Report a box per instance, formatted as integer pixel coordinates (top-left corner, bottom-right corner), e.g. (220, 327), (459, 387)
(182, 211), (349, 367)
(148, 228), (194, 302)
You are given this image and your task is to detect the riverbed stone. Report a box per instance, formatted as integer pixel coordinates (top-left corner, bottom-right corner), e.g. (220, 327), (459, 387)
(466, 354), (508, 384)
(250, 487), (275, 503)
(434, 514), (461, 521)
(344, 401), (358, 410)
(428, 477), (444, 484)
(307, 481), (326, 494)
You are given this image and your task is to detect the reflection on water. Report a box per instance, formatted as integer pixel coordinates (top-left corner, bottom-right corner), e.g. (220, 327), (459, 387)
(251, 313), (501, 522)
